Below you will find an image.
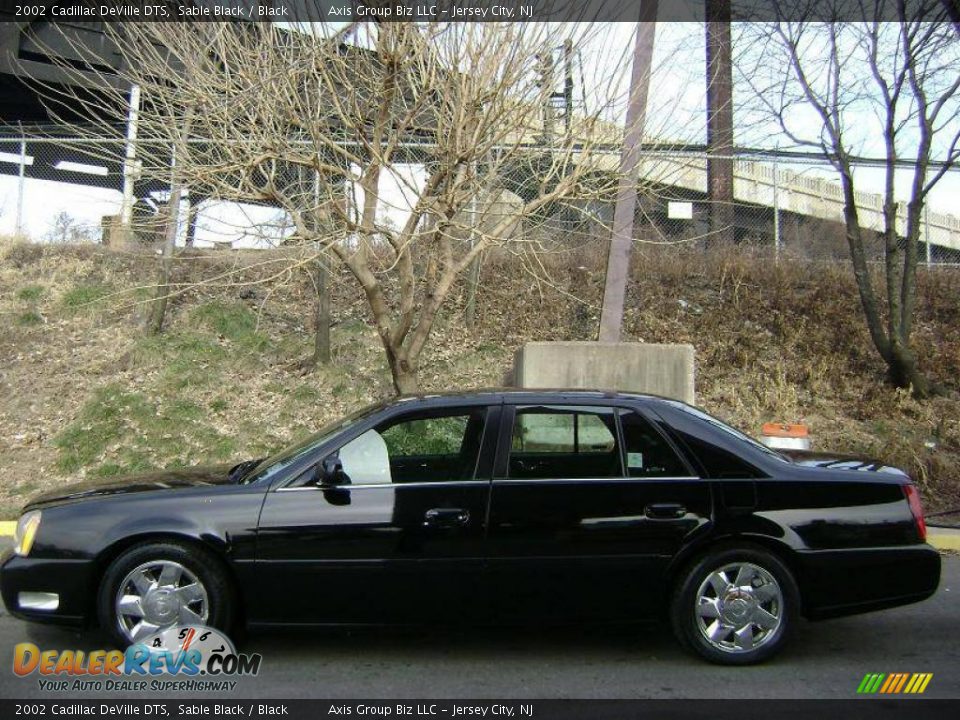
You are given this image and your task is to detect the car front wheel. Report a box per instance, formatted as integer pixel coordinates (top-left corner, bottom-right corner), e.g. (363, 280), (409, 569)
(98, 541), (234, 648)
(671, 547), (799, 665)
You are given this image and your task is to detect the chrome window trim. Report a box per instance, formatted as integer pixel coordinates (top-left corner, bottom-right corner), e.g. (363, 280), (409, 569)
(275, 476), (702, 492)
(276, 479), (491, 491)
(492, 476), (701, 485)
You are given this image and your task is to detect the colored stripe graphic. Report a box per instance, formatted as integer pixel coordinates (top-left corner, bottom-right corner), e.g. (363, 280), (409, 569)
(857, 673), (932, 694)
(913, 674), (933, 694)
(857, 674), (885, 693)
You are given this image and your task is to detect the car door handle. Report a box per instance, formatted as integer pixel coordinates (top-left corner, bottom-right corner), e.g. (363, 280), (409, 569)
(645, 503), (687, 519)
(423, 507), (470, 528)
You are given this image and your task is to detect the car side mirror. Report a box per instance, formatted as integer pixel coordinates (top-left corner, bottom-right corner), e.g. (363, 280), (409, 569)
(316, 455), (348, 487)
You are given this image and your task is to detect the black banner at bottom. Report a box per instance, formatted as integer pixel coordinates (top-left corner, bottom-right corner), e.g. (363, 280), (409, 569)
(1, 699), (958, 720)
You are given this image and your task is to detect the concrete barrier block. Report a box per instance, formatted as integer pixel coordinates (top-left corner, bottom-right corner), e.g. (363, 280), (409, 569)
(513, 342), (695, 403)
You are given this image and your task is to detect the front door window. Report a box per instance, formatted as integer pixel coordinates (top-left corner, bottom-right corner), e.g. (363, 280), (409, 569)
(335, 408), (486, 484)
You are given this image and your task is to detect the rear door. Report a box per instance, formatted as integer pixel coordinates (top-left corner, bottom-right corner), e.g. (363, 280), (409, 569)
(254, 403), (498, 625)
(485, 402), (712, 622)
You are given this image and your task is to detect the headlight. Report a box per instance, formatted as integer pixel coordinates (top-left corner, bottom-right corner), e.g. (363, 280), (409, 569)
(13, 511), (41, 557)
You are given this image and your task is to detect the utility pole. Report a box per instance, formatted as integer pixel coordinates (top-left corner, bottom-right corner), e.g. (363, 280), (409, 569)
(706, 0), (735, 246)
(598, 2), (658, 342)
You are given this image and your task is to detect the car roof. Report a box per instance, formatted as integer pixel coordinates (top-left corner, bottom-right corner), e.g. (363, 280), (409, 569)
(386, 388), (675, 408)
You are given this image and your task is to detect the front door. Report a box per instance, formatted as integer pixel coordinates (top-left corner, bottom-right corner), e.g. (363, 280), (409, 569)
(253, 404), (497, 625)
(485, 403), (712, 623)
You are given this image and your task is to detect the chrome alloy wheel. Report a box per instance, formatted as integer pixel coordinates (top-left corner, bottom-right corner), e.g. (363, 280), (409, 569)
(114, 560), (209, 643)
(695, 562), (783, 654)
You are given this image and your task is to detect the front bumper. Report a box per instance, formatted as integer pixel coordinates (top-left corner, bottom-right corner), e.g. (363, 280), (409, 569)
(796, 543), (941, 620)
(0, 550), (97, 627)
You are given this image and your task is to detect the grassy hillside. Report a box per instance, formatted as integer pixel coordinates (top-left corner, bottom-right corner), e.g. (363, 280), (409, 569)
(1, 240), (959, 521)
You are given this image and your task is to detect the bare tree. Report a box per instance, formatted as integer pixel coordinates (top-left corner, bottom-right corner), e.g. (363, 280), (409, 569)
(738, 6), (960, 396)
(46, 211), (90, 244)
(33, 19), (641, 393)
(47, 212), (71, 244)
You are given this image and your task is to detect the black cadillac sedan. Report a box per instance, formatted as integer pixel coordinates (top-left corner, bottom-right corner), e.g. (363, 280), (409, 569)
(1, 390), (940, 664)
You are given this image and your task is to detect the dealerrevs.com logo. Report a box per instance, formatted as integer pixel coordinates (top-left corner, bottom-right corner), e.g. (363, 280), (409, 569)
(13, 625), (262, 692)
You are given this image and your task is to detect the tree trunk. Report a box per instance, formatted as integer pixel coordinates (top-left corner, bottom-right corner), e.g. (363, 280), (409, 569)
(390, 357), (419, 394)
(887, 340), (930, 397)
(144, 263), (170, 336)
(184, 200), (198, 248)
(464, 253), (480, 328)
(384, 343), (419, 395)
(392, 369), (419, 395)
(146, 113), (191, 336)
(839, 174), (932, 398)
(144, 185), (181, 336)
(312, 257), (331, 365)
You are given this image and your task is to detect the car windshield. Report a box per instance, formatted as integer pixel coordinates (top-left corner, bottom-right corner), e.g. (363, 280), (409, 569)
(239, 402), (385, 484)
(662, 400), (788, 461)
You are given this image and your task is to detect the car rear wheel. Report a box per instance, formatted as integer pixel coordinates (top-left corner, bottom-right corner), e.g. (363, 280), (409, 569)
(98, 541), (234, 648)
(670, 546), (799, 665)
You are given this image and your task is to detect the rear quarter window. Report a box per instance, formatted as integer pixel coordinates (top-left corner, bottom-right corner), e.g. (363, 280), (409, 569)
(675, 433), (764, 479)
(653, 403), (768, 479)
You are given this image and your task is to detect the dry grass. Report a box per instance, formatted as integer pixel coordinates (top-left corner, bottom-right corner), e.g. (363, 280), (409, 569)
(1, 240), (958, 521)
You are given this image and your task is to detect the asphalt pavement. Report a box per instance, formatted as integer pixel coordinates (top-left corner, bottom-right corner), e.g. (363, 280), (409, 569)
(0, 553), (956, 700)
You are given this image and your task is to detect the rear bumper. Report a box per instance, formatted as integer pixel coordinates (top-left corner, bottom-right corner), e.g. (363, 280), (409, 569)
(796, 544), (941, 620)
(0, 550), (96, 627)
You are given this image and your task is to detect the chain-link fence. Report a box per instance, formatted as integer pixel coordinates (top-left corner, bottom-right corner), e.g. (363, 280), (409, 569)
(1, 133), (959, 264)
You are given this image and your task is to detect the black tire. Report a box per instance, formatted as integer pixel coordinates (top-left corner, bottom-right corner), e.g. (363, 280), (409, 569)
(670, 545), (800, 665)
(97, 541), (235, 648)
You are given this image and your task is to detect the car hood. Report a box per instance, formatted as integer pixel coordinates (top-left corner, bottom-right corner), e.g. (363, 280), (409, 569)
(24, 464), (236, 510)
(781, 449), (907, 475)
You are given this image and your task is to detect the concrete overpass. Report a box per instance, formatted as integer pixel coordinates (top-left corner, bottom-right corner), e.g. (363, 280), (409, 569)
(631, 153), (960, 254)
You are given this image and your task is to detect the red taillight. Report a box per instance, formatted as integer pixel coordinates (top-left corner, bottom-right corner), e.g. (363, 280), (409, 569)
(902, 483), (927, 542)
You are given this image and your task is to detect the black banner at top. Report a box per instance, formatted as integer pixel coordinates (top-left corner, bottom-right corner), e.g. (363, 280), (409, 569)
(0, 0), (957, 23)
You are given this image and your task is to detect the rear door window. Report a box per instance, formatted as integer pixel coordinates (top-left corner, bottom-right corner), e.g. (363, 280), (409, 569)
(508, 406), (621, 479)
